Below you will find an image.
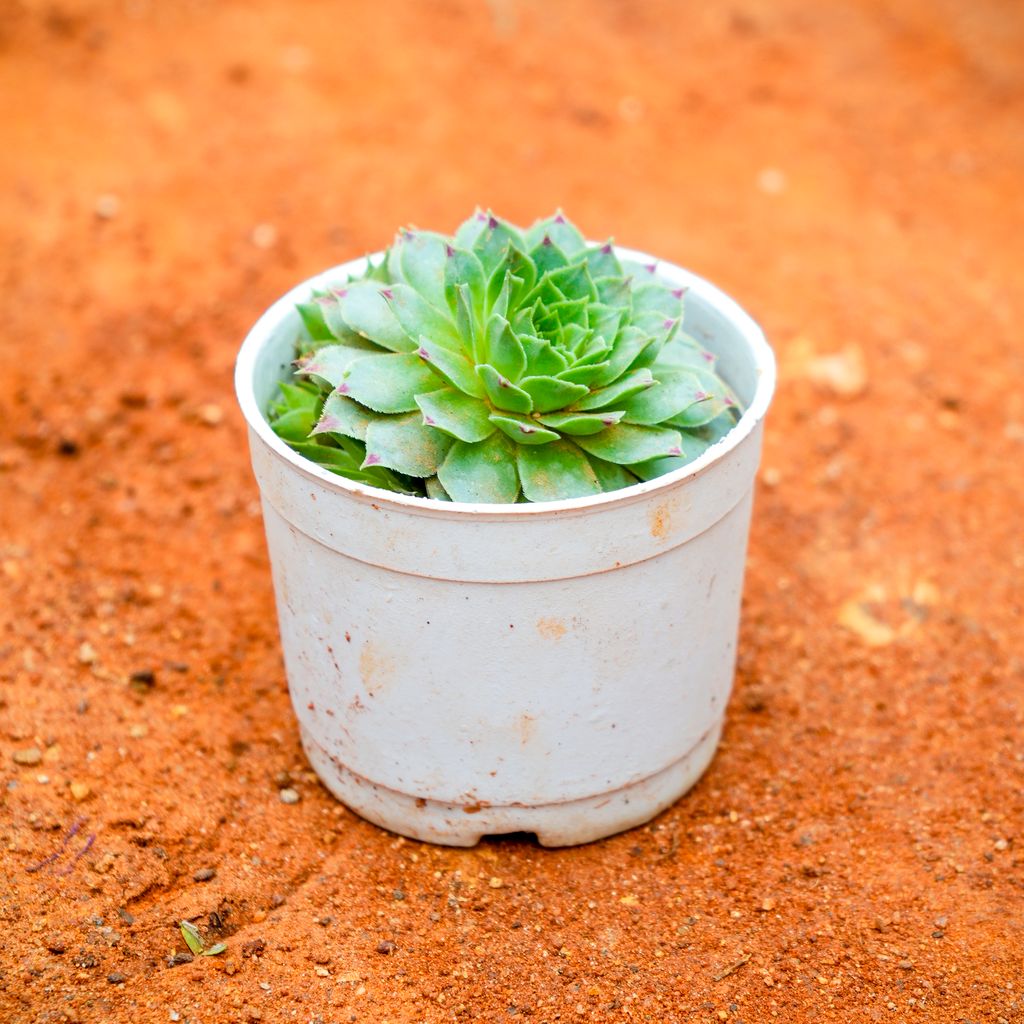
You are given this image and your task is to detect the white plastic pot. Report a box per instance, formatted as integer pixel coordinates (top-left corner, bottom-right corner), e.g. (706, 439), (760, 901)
(235, 246), (775, 847)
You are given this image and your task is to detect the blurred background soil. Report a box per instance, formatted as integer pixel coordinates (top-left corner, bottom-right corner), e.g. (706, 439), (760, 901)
(2, 0), (1023, 1021)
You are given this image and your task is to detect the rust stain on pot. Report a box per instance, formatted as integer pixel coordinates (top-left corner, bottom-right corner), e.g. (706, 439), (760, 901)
(518, 713), (536, 746)
(649, 501), (672, 539)
(536, 617), (567, 640)
(359, 642), (395, 696)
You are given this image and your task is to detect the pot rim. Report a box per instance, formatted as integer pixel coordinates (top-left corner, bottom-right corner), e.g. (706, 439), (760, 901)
(234, 244), (776, 519)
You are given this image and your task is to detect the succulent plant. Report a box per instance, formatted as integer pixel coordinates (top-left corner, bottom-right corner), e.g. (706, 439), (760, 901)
(268, 210), (740, 503)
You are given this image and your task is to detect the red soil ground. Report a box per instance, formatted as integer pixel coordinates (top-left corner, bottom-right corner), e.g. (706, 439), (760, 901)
(2, 1), (1023, 1021)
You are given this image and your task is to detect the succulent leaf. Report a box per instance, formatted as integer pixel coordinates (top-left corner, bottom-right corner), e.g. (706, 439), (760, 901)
(664, 366), (737, 427)
(313, 392), (383, 441)
(472, 214), (528, 275)
(586, 453), (640, 492)
(269, 210), (741, 502)
(620, 368), (704, 425)
(331, 282), (414, 352)
(424, 475), (452, 501)
(296, 300), (334, 341)
(536, 410), (625, 436)
(385, 283), (462, 352)
(445, 249), (486, 320)
(574, 423), (684, 465)
(296, 343), (379, 389)
(453, 208), (490, 250)
(571, 367), (656, 411)
(477, 364), (534, 415)
(488, 412), (560, 445)
(520, 335), (569, 376)
(485, 314), (527, 382)
(589, 326), (655, 387)
(518, 375), (589, 413)
(584, 242), (622, 279)
(525, 211), (587, 256)
(517, 439), (602, 501)
(363, 413), (453, 477)
(416, 336), (486, 399)
(415, 388), (496, 443)
(528, 239), (570, 278)
(341, 353), (441, 414)
(556, 361), (612, 386)
(389, 229), (449, 310)
(438, 432), (520, 503)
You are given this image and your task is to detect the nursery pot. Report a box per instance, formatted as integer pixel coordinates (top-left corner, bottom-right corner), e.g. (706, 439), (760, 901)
(235, 246), (775, 847)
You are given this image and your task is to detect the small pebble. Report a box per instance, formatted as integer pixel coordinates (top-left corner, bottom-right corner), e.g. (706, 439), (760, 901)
(78, 642), (98, 665)
(279, 788), (300, 805)
(315, 966), (330, 977)
(197, 403), (223, 427)
(273, 770), (293, 789)
(489, 876), (504, 889)
(167, 951), (194, 967)
(13, 748), (42, 766)
(994, 838), (1009, 851)
(107, 971), (128, 984)
(250, 223), (278, 249)
(70, 781), (91, 802)
(756, 167), (787, 195)
(94, 194), (121, 219)
(392, 889), (406, 901)
(193, 867), (216, 883)
(129, 669), (156, 691)
(45, 936), (67, 954)
(934, 915), (948, 928)
(376, 940), (396, 955)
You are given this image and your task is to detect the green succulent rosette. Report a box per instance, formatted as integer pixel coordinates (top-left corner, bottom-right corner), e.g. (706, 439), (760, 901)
(268, 210), (740, 503)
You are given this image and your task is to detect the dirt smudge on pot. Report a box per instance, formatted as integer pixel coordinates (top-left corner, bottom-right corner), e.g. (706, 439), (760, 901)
(359, 641), (396, 696)
(648, 501), (672, 540)
(535, 617), (568, 640)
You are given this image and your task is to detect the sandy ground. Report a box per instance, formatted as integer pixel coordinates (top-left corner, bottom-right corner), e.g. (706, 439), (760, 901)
(2, 0), (1024, 1021)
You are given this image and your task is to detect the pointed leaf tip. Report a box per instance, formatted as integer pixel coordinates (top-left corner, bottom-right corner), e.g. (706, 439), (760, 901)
(312, 415), (341, 435)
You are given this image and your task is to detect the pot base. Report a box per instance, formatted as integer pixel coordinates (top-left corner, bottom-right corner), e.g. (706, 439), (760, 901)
(300, 720), (723, 847)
